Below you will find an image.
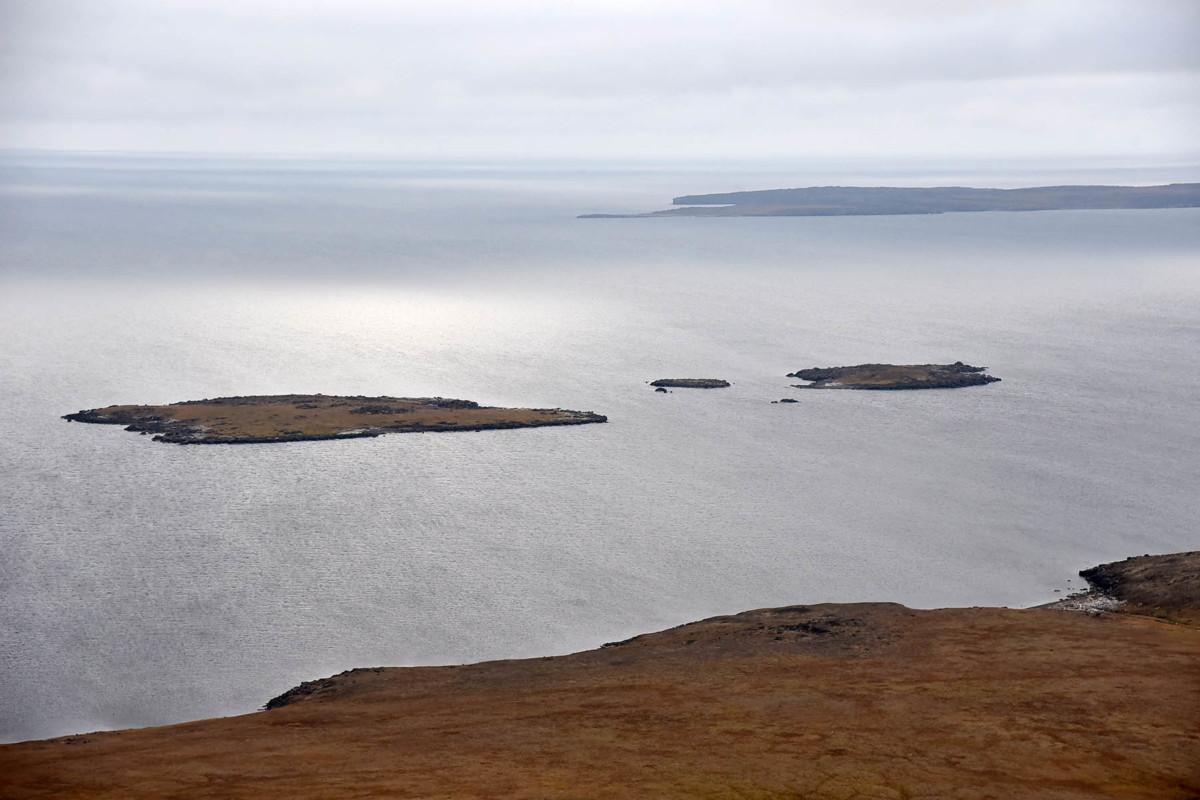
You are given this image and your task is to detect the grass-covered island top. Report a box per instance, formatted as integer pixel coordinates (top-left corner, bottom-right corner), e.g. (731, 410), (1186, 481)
(788, 362), (1001, 389)
(650, 378), (731, 388)
(63, 394), (607, 444)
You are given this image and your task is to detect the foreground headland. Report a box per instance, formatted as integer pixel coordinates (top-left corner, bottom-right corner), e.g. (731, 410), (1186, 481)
(3, 552), (1197, 799)
(579, 182), (1200, 218)
(63, 395), (607, 444)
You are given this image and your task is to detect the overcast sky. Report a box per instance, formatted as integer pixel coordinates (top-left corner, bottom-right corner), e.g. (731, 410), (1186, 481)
(1, 0), (1197, 159)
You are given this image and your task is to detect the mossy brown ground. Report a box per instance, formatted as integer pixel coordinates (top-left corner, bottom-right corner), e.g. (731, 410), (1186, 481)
(3, 553), (1197, 799)
(63, 395), (607, 444)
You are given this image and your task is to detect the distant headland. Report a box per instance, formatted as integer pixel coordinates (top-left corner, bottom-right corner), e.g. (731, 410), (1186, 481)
(579, 183), (1200, 218)
(63, 395), (607, 444)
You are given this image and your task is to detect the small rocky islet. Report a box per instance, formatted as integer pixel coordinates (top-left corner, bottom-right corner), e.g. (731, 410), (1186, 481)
(787, 361), (1000, 390)
(63, 394), (607, 445)
(648, 363), (1000, 400)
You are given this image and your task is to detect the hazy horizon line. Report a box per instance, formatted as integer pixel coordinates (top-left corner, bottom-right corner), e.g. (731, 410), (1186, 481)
(4, 147), (1200, 168)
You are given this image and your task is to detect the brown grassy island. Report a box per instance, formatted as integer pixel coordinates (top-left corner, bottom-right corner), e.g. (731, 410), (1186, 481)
(650, 378), (731, 388)
(3, 552), (1197, 799)
(789, 362), (1001, 389)
(63, 395), (607, 444)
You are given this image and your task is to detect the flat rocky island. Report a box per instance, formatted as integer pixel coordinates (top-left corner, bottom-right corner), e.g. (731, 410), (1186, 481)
(788, 362), (1000, 389)
(649, 378), (730, 388)
(63, 394), (607, 444)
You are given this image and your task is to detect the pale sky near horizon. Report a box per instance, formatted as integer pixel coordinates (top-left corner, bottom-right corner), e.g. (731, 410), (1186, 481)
(1, 0), (1197, 159)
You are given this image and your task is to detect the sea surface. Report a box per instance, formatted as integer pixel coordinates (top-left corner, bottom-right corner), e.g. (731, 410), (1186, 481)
(1, 152), (1198, 743)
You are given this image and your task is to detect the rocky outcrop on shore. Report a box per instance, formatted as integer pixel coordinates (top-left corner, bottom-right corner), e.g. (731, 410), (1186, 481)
(787, 361), (1001, 389)
(63, 395), (607, 444)
(1046, 551), (1200, 626)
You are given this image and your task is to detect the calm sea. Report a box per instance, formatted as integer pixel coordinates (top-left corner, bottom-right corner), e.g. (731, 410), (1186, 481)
(2, 152), (1198, 742)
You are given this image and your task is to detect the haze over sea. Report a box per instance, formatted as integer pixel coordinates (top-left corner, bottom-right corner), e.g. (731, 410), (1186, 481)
(2, 152), (1198, 743)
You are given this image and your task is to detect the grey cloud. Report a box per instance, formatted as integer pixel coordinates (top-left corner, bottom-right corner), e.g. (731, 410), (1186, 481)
(1, 0), (1196, 157)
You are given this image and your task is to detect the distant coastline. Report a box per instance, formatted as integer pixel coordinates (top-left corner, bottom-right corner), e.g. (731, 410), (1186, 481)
(580, 182), (1200, 218)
